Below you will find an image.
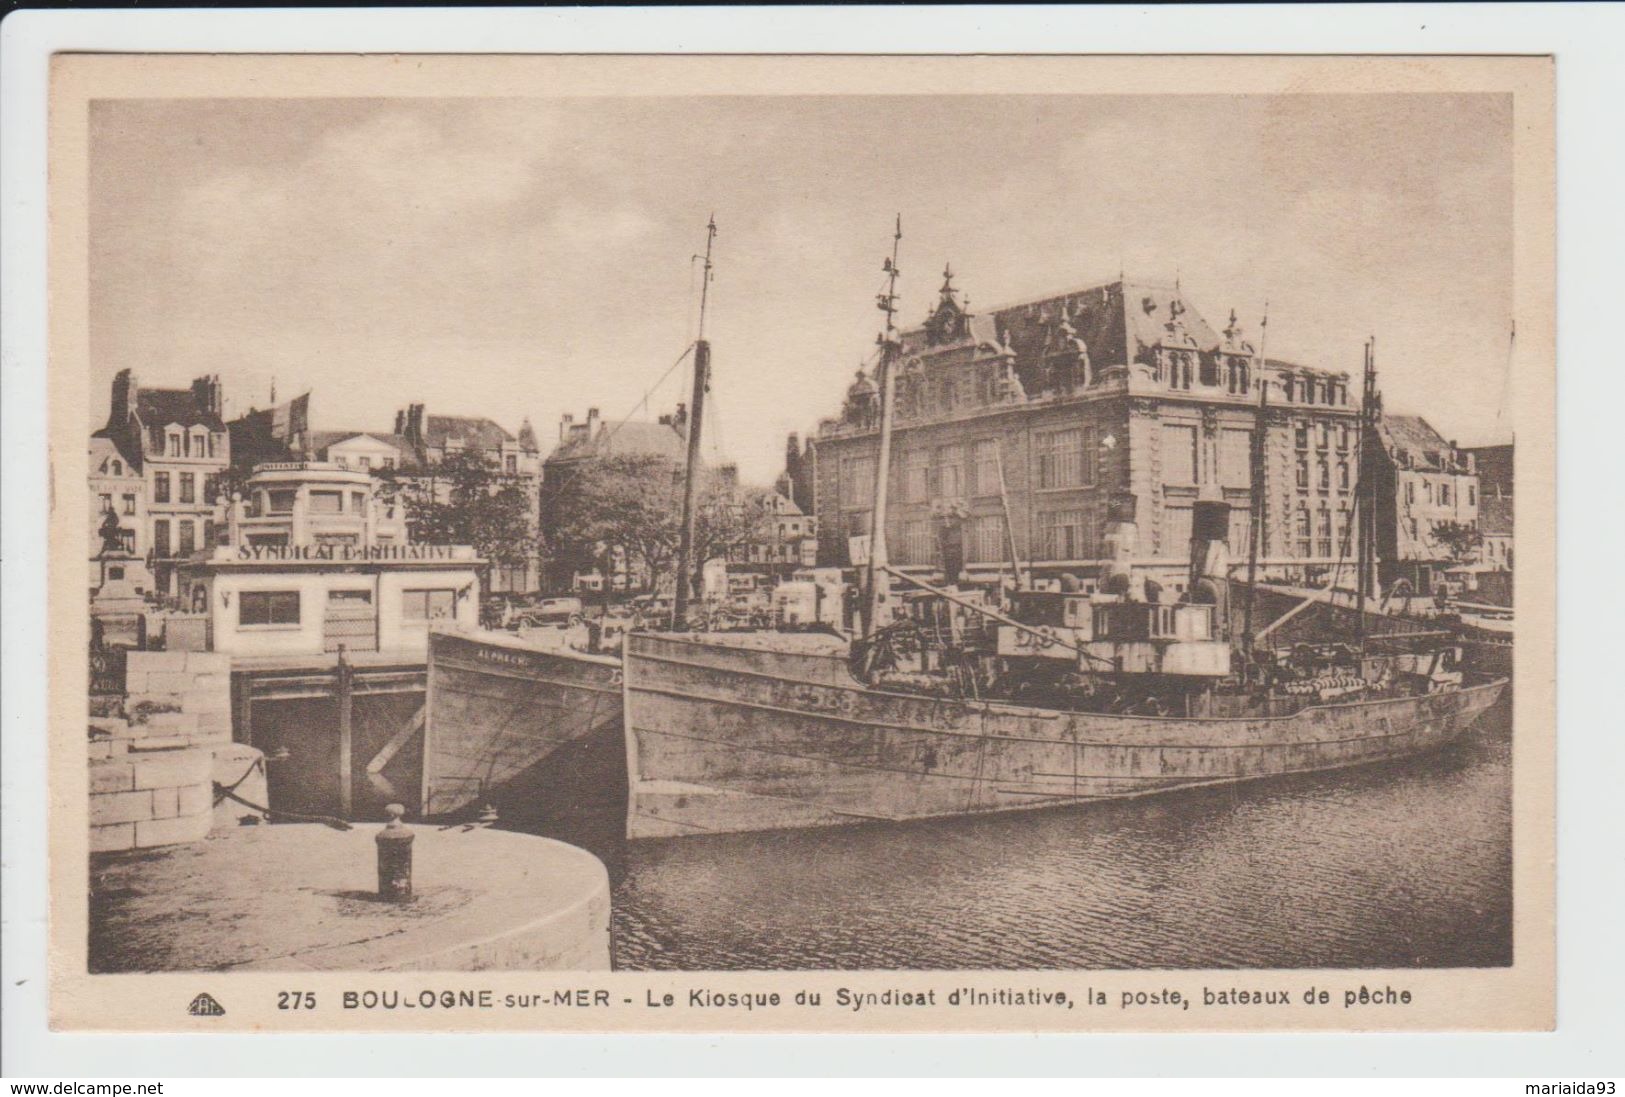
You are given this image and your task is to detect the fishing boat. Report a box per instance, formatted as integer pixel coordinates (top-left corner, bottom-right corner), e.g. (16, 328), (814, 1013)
(422, 627), (623, 817)
(621, 220), (1509, 840)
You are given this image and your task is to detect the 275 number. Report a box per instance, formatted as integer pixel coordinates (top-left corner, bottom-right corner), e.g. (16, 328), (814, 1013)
(277, 991), (316, 1010)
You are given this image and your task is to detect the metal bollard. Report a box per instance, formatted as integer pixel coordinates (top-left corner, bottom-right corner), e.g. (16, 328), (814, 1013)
(375, 803), (414, 902)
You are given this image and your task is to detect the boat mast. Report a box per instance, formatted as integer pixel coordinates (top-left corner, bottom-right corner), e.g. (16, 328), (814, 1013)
(673, 214), (717, 631)
(1241, 375), (1269, 662)
(995, 446), (1026, 591)
(862, 215), (904, 639)
(1355, 337), (1376, 656)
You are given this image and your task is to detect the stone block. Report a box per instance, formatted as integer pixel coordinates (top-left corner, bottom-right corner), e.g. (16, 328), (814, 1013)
(91, 789), (155, 826)
(90, 718), (132, 739)
(150, 786), (180, 819)
(87, 740), (114, 761)
(121, 673), (148, 695)
(181, 691), (232, 718)
(89, 760), (134, 794)
(134, 812), (212, 848)
(89, 822), (135, 853)
(178, 783), (213, 818)
(131, 749), (210, 792)
(138, 711), (198, 736)
(143, 672), (196, 695)
(195, 709), (233, 737)
(128, 651), (189, 675)
(185, 653), (232, 675)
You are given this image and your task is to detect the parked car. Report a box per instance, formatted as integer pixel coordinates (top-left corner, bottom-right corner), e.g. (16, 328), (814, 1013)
(511, 596), (585, 629)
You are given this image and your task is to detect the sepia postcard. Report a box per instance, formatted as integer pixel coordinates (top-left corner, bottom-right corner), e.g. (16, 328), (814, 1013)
(46, 52), (1555, 1034)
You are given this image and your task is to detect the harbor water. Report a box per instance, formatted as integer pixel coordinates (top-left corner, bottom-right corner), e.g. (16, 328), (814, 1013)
(512, 697), (1512, 972)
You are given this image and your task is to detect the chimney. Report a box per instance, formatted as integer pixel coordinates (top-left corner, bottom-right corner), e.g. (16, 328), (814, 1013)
(587, 407), (600, 433)
(1186, 495), (1232, 636)
(191, 375), (222, 418)
(395, 409), (406, 436)
(109, 369), (136, 429)
(405, 404), (425, 448)
(1099, 490), (1142, 599)
(560, 412), (574, 443)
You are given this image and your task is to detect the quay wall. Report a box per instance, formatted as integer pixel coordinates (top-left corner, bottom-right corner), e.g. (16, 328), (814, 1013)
(89, 651), (267, 853)
(88, 729), (213, 853)
(124, 650), (233, 746)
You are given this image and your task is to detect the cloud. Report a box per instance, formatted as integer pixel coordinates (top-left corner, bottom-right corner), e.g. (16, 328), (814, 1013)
(546, 199), (656, 248)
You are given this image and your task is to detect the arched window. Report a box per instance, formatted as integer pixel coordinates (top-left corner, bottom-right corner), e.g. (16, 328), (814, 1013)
(111, 459), (123, 476)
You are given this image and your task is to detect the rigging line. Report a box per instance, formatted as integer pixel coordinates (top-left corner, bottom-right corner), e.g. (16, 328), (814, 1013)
(704, 384), (728, 465)
(543, 342), (696, 501)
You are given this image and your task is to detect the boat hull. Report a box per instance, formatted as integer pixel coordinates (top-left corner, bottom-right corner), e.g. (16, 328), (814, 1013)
(623, 632), (1509, 839)
(423, 629), (623, 817)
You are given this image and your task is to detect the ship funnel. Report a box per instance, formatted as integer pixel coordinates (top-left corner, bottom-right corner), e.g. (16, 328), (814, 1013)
(1186, 496), (1231, 636)
(1099, 490), (1142, 600)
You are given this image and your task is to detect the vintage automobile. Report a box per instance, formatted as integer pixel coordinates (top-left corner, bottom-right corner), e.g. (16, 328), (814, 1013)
(509, 596), (585, 629)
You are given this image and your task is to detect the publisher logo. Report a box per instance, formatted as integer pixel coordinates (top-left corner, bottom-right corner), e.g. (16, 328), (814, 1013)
(187, 992), (226, 1017)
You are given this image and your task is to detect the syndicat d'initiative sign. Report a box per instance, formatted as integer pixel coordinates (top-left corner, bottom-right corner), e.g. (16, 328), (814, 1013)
(219, 544), (479, 564)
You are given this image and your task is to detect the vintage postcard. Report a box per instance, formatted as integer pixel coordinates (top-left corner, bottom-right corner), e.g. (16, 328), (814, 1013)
(47, 52), (1554, 1033)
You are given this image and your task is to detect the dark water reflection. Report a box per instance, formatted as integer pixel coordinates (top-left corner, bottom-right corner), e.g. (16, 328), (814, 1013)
(513, 700), (1512, 971)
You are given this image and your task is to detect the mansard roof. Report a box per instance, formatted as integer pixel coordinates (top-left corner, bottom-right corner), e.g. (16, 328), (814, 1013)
(545, 419), (688, 466)
(134, 388), (225, 432)
(1379, 414), (1459, 471)
(899, 278), (1247, 377)
(423, 414), (520, 452)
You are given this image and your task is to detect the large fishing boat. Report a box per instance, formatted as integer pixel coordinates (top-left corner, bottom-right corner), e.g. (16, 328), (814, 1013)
(620, 220), (1508, 839)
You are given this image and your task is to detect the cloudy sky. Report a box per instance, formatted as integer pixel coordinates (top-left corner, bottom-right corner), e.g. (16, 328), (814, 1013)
(89, 93), (1512, 481)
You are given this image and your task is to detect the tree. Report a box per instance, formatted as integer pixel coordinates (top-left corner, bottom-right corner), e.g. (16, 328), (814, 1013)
(545, 454), (764, 597)
(1430, 519), (1483, 563)
(395, 449), (535, 586)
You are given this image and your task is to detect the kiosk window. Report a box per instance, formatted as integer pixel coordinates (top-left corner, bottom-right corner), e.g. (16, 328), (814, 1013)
(403, 588), (455, 621)
(240, 591), (300, 626)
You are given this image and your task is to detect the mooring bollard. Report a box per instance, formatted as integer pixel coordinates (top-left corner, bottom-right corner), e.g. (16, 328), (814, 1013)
(375, 803), (414, 902)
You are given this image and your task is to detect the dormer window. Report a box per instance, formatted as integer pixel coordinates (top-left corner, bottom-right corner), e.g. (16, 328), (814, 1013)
(191, 427), (209, 457)
(110, 459), (123, 476)
(166, 428), (183, 457)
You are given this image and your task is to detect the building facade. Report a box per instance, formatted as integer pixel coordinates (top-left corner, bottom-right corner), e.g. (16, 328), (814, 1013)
(1370, 415), (1481, 597)
(797, 273), (1361, 593)
(181, 460), (480, 658)
(723, 491), (820, 583)
(93, 370), (231, 599)
(1463, 441), (1513, 587)
(230, 396), (544, 596)
(88, 434), (150, 592)
(391, 404), (544, 595)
